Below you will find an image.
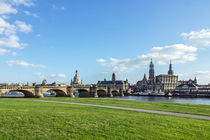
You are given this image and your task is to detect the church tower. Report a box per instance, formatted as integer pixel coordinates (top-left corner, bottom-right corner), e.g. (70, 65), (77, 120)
(149, 59), (155, 84)
(112, 72), (116, 83)
(72, 70), (82, 85)
(168, 60), (174, 75)
(194, 76), (197, 84)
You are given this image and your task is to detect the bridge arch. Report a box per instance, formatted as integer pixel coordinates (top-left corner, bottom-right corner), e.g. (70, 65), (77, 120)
(45, 89), (67, 97)
(9, 90), (35, 97)
(76, 89), (90, 97)
(97, 89), (107, 97)
(112, 90), (119, 96)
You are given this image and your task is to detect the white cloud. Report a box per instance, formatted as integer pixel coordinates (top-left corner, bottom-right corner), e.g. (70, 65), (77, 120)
(34, 73), (66, 79)
(0, 35), (27, 48)
(195, 70), (210, 76)
(34, 72), (46, 79)
(0, 48), (10, 55)
(0, 17), (16, 35)
(15, 20), (32, 33)
(7, 60), (47, 68)
(0, 18), (31, 49)
(146, 44), (197, 64)
(10, 0), (34, 7)
(0, 1), (34, 50)
(12, 52), (17, 56)
(24, 11), (39, 18)
(97, 58), (106, 63)
(0, 0), (34, 15)
(50, 74), (66, 79)
(52, 4), (65, 10)
(98, 44), (197, 73)
(0, 0), (17, 15)
(181, 29), (210, 47)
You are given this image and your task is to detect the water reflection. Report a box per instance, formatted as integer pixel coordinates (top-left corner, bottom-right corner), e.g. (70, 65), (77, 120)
(107, 96), (210, 105)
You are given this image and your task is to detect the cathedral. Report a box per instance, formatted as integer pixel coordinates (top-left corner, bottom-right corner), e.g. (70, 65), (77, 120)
(136, 59), (179, 92)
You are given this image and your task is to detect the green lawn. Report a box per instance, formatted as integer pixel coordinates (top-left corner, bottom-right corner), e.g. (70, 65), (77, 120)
(0, 98), (210, 140)
(34, 97), (210, 116)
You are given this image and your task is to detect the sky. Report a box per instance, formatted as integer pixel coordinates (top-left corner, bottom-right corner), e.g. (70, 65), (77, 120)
(1, 0), (210, 85)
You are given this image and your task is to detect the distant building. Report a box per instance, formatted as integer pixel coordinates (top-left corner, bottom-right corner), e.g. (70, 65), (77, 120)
(136, 59), (179, 92)
(178, 77), (197, 85)
(97, 73), (129, 91)
(71, 70), (83, 86)
(174, 81), (198, 94)
(42, 79), (47, 86)
(136, 73), (149, 92)
(175, 78), (210, 95)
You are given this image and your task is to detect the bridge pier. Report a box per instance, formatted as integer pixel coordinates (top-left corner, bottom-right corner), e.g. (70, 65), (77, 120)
(90, 85), (98, 98)
(120, 89), (124, 96)
(67, 88), (75, 98)
(94, 89), (98, 98)
(35, 87), (44, 98)
(108, 87), (113, 97)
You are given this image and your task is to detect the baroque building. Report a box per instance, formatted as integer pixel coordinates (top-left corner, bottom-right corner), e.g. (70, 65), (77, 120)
(135, 73), (149, 92)
(71, 70), (83, 86)
(97, 73), (129, 91)
(136, 59), (179, 92)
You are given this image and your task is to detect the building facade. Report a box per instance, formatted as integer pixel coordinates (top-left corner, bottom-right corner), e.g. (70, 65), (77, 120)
(136, 59), (179, 92)
(97, 73), (129, 91)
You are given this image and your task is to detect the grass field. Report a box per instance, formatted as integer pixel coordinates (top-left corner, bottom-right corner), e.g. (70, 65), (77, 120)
(0, 98), (210, 140)
(34, 97), (210, 116)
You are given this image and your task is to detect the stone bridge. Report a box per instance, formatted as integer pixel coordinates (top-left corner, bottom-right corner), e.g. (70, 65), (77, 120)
(0, 85), (127, 98)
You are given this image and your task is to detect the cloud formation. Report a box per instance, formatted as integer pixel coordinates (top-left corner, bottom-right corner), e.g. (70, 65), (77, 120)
(52, 4), (65, 10)
(97, 58), (106, 63)
(0, 48), (10, 55)
(10, 0), (34, 7)
(34, 73), (66, 79)
(0, 35), (27, 48)
(15, 20), (32, 33)
(34, 72), (46, 79)
(181, 29), (210, 47)
(7, 60), (47, 68)
(0, 0), (17, 15)
(0, 0), (35, 50)
(98, 44), (197, 73)
(24, 11), (39, 18)
(50, 74), (66, 78)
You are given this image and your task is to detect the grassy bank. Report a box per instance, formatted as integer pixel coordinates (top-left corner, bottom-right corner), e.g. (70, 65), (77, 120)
(33, 97), (210, 116)
(0, 98), (210, 140)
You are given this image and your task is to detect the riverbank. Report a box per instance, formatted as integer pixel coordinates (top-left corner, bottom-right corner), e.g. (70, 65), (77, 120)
(131, 92), (210, 97)
(0, 98), (210, 139)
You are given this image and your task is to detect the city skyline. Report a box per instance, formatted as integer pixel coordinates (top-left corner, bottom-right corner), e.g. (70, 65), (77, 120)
(1, 0), (210, 84)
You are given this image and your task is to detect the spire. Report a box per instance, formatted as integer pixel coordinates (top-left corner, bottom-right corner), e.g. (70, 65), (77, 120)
(168, 60), (174, 75)
(150, 58), (153, 66)
(194, 76), (197, 84)
(149, 58), (155, 84)
(143, 73), (147, 81)
(149, 59), (154, 78)
(144, 73), (146, 78)
(112, 72), (116, 82)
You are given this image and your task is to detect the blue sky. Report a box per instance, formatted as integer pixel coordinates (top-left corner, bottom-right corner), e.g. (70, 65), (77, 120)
(1, 0), (210, 84)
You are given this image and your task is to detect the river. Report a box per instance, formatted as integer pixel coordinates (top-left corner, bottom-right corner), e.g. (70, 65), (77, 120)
(2, 94), (210, 105)
(107, 96), (210, 105)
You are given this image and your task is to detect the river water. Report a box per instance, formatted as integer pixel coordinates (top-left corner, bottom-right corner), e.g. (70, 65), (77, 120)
(2, 94), (210, 105)
(107, 96), (210, 105)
